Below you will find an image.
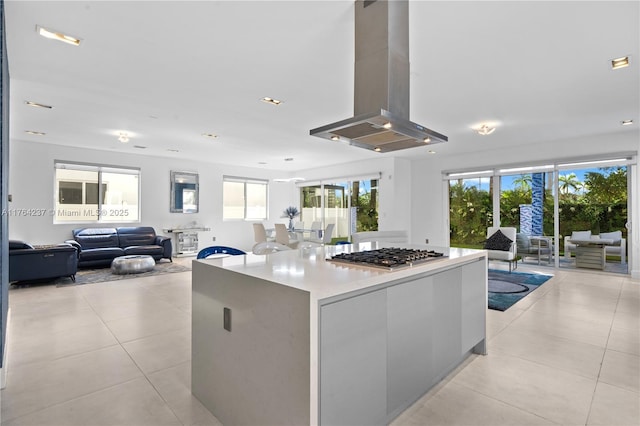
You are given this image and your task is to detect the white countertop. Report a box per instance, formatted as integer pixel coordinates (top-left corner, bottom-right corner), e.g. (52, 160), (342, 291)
(194, 243), (486, 302)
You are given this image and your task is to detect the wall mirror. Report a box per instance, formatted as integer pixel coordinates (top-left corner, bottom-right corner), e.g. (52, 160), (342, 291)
(170, 171), (199, 213)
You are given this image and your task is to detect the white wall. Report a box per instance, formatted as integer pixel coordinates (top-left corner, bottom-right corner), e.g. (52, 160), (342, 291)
(8, 140), (292, 253)
(388, 157), (413, 237)
(410, 130), (640, 276)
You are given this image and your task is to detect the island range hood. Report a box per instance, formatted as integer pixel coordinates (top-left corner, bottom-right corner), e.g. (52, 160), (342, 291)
(310, 0), (447, 153)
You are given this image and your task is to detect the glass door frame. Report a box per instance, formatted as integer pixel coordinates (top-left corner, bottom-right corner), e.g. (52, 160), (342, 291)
(444, 154), (636, 271)
(298, 173), (381, 243)
(299, 182), (351, 242)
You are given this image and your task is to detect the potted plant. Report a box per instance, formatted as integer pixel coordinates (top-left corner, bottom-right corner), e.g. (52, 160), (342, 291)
(281, 206), (300, 231)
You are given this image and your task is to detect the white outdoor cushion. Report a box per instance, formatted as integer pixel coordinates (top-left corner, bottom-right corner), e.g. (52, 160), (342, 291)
(486, 250), (514, 261)
(571, 230), (591, 240)
(599, 231), (622, 245)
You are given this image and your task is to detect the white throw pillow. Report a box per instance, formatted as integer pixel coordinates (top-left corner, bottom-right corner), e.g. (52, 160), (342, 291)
(599, 231), (622, 245)
(571, 230), (591, 240)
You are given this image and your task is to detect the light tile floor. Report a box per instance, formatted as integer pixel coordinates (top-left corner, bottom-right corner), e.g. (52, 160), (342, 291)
(1, 261), (638, 426)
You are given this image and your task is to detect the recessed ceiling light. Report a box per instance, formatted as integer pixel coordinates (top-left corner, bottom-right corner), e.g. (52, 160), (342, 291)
(36, 25), (81, 46)
(284, 157), (294, 161)
(118, 132), (130, 143)
(621, 119), (634, 126)
(374, 147), (382, 152)
(611, 56), (630, 70)
(133, 145), (147, 149)
(25, 100), (53, 109)
(423, 137), (431, 143)
(331, 135), (340, 141)
(167, 149), (180, 153)
(475, 124), (496, 135)
(382, 122), (392, 129)
(261, 97), (282, 106)
(428, 150), (436, 154)
(202, 133), (218, 139)
(25, 130), (45, 136)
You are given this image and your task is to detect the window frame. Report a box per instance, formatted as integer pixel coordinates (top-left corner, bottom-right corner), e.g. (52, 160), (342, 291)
(53, 161), (141, 224)
(222, 175), (269, 221)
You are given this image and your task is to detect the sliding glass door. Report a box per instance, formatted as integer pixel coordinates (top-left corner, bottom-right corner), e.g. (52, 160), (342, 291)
(499, 172), (555, 238)
(323, 183), (348, 242)
(351, 179), (379, 233)
(558, 165), (628, 271)
(299, 177), (379, 243)
(448, 177), (493, 249)
(446, 156), (632, 274)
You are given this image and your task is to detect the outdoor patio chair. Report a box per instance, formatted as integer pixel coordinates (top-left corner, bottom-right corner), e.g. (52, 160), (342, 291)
(516, 233), (553, 265)
(484, 227), (517, 272)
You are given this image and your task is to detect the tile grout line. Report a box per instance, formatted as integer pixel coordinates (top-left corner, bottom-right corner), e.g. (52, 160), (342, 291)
(583, 278), (624, 426)
(1, 377), (149, 425)
(459, 274), (600, 425)
(79, 280), (188, 425)
(142, 360), (193, 426)
(1, 293), (128, 423)
(432, 275), (570, 425)
(82, 283), (190, 426)
(451, 372), (563, 425)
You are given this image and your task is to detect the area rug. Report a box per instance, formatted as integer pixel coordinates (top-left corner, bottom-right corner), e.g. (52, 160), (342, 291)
(488, 269), (552, 311)
(54, 260), (191, 287)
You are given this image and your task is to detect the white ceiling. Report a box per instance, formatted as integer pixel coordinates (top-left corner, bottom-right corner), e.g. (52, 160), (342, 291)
(5, 1), (639, 172)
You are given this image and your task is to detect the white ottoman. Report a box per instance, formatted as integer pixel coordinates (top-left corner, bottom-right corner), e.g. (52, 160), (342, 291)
(111, 255), (155, 275)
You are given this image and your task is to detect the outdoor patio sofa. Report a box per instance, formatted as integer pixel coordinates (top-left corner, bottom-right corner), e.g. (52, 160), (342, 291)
(9, 240), (78, 283)
(67, 226), (172, 268)
(564, 230), (626, 263)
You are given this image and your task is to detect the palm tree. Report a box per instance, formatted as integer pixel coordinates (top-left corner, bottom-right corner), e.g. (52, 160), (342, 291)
(559, 173), (581, 195)
(512, 174), (532, 191)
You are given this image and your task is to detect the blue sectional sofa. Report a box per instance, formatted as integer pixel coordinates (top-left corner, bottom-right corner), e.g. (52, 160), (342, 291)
(67, 226), (172, 268)
(9, 240), (78, 283)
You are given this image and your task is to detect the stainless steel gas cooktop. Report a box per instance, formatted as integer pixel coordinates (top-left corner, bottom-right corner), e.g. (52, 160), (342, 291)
(328, 247), (445, 270)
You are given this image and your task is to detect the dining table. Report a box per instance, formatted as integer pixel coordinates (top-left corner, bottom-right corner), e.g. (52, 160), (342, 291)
(266, 227), (319, 241)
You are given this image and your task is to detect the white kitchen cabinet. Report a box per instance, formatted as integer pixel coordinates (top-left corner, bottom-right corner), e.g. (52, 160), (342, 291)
(431, 267), (463, 377)
(386, 275), (434, 418)
(461, 259), (487, 354)
(320, 290), (388, 426)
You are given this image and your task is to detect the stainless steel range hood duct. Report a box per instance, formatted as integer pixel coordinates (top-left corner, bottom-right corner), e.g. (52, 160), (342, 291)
(310, 0), (447, 153)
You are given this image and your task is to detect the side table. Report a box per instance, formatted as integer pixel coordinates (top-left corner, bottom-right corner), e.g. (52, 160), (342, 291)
(163, 227), (211, 257)
(569, 239), (614, 271)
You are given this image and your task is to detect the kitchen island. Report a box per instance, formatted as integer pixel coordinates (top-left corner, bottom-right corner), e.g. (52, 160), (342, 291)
(192, 243), (487, 425)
